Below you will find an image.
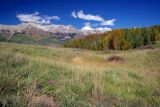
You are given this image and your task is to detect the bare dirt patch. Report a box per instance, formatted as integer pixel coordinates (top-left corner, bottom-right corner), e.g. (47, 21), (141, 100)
(107, 55), (125, 63)
(28, 95), (57, 107)
(72, 56), (83, 65)
(27, 82), (58, 107)
(72, 56), (107, 67)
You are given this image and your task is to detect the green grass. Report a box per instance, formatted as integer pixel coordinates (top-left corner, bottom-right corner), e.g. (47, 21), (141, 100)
(9, 34), (35, 44)
(8, 34), (62, 46)
(0, 42), (160, 107)
(156, 41), (160, 48)
(38, 37), (63, 45)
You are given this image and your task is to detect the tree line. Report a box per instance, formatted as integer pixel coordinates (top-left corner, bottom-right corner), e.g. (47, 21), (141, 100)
(64, 25), (160, 51)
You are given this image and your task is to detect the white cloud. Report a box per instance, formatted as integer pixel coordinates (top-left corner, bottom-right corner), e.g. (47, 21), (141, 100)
(81, 25), (93, 30)
(77, 10), (104, 21)
(96, 27), (112, 31)
(84, 22), (91, 26)
(72, 10), (104, 22)
(34, 12), (39, 15)
(81, 25), (112, 32)
(17, 12), (60, 24)
(100, 19), (116, 26)
(29, 23), (49, 31)
(71, 11), (77, 18)
(92, 23), (99, 27)
(45, 15), (60, 20)
(16, 12), (78, 33)
(84, 22), (99, 27)
(72, 10), (116, 26)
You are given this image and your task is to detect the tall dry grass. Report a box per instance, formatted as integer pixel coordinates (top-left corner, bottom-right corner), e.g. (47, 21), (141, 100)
(0, 42), (160, 107)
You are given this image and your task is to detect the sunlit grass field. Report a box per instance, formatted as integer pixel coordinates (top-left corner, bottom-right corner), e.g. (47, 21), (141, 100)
(0, 42), (160, 107)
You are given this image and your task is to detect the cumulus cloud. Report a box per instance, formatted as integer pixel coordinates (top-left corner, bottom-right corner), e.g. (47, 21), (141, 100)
(81, 24), (112, 32)
(72, 10), (104, 22)
(84, 22), (91, 26)
(17, 12), (60, 24)
(71, 11), (77, 18)
(84, 22), (98, 27)
(45, 15), (60, 20)
(16, 12), (78, 33)
(96, 27), (112, 31)
(100, 19), (116, 26)
(72, 10), (116, 26)
(81, 25), (93, 30)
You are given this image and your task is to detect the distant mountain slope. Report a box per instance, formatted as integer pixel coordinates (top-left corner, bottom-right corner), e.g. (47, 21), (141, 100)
(0, 23), (79, 45)
(9, 34), (35, 44)
(3, 33), (61, 45)
(0, 23), (75, 40)
(0, 23), (111, 44)
(0, 23), (113, 45)
(64, 25), (160, 50)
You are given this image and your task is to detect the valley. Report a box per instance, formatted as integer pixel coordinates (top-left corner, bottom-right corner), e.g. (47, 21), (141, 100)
(0, 43), (160, 107)
(0, 0), (160, 106)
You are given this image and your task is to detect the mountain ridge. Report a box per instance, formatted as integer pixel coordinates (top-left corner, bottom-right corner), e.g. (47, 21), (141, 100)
(0, 23), (111, 41)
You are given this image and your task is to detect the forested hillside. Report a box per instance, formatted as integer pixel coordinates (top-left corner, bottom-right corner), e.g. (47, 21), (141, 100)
(64, 25), (160, 50)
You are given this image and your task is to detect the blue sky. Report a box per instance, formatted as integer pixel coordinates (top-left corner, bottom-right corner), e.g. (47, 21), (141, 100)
(0, 0), (160, 30)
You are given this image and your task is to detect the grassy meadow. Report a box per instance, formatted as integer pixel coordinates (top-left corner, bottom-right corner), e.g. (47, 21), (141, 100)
(7, 34), (62, 46)
(0, 42), (160, 107)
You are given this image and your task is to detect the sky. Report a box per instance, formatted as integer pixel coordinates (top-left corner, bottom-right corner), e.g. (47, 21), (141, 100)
(0, 0), (160, 30)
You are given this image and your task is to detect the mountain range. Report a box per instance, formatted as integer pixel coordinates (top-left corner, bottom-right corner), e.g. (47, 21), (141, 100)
(0, 23), (111, 42)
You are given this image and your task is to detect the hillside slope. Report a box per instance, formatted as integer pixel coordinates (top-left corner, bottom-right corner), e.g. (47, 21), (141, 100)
(0, 33), (62, 46)
(0, 43), (160, 107)
(64, 25), (160, 50)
